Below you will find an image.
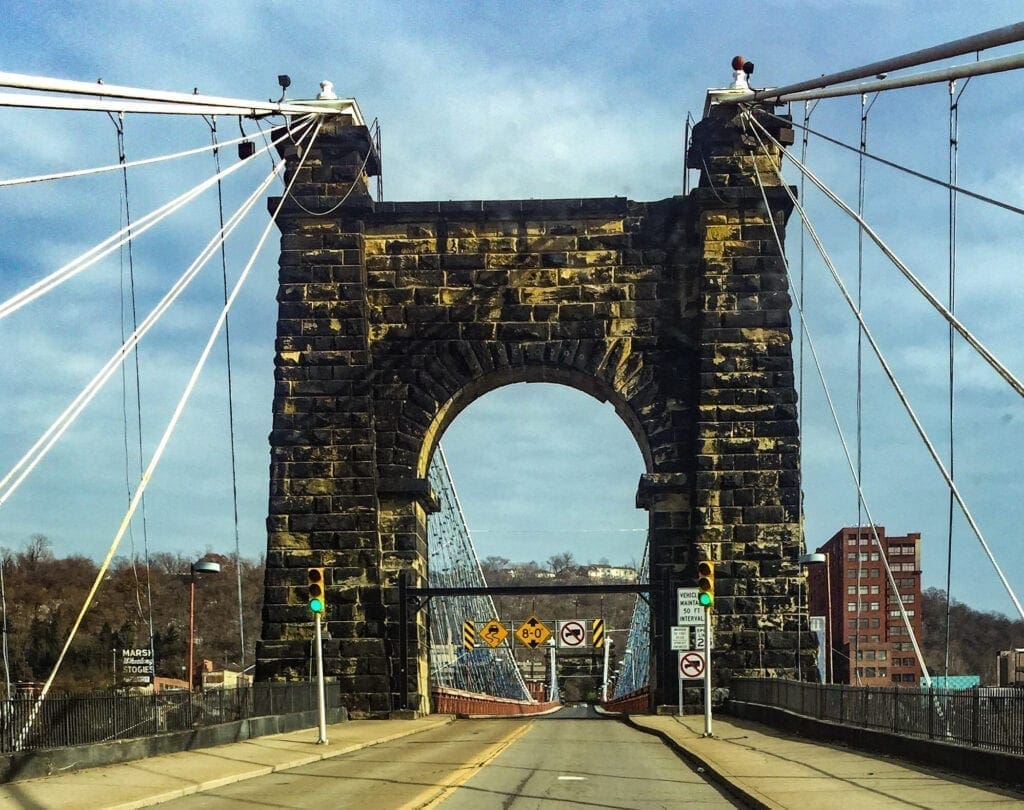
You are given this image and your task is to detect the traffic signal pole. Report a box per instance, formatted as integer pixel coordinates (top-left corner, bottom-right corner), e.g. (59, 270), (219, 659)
(314, 611), (327, 744)
(703, 604), (712, 737)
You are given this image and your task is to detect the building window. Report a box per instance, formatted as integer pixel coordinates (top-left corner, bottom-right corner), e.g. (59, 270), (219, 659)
(849, 602), (857, 612)
(848, 619), (858, 629)
(860, 618), (869, 628)
(848, 553), (857, 561)
(848, 569), (858, 579)
(848, 537), (858, 546)
(871, 635), (880, 643)
(870, 552), (879, 561)
(865, 650), (876, 660)
(871, 618), (880, 628)
(870, 585), (879, 594)
(902, 594), (915, 603)
(878, 650), (887, 660)
(870, 569), (880, 578)
(866, 667), (876, 677)
(848, 585), (857, 594)
(870, 602), (879, 611)
(879, 668), (888, 677)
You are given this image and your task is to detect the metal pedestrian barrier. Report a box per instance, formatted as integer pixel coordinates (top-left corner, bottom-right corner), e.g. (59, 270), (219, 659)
(732, 678), (1024, 755)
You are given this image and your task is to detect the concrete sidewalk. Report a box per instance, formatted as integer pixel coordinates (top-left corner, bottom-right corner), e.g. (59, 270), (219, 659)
(0, 716), (454, 810)
(628, 714), (1024, 809)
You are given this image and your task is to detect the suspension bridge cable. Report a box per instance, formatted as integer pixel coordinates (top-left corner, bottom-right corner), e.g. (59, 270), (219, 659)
(796, 99), (817, 554)
(749, 148), (933, 685)
(744, 22), (1024, 101)
(110, 111), (158, 653)
(758, 110), (1024, 218)
(287, 117), (380, 217)
(0, 116), (312, 322)
(744, 112), (1024, 400)
(0, 128), (263, 187)
(853, 93), (879, 683)
(745, 113), (1024, 625)
(0, 160), (287, 508)
(944, 78), (969, 681)
(14, 118), (324, 748)
(208, 115), (247, 672)
(0, 71), (345, 117)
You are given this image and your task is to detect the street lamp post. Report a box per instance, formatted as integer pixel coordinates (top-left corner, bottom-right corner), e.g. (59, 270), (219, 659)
(798, 553), (827, 682)
(188, 560), (221, 691)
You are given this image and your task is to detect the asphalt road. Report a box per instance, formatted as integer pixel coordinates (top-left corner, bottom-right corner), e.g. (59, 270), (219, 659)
(157, 709), (737, 809)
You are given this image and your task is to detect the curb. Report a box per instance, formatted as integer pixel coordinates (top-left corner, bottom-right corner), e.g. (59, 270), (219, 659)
(620, 715), (769, 810)
(109, 716), (457, 810)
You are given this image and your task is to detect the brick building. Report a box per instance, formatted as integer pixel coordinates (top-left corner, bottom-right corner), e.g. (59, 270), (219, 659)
(807, 526), (923, 686)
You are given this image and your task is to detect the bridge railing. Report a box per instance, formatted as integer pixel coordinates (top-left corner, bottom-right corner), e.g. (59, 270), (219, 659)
(732, 678), (1024, 756)
(0, 681), (338, 753)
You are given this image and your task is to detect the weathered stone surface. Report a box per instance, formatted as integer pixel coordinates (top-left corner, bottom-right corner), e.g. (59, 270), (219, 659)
(256, 101), (808, 714)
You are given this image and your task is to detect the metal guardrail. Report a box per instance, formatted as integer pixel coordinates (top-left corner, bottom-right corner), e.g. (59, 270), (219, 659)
(732, 678), (1024, 756)
(0, 681), (339, 753)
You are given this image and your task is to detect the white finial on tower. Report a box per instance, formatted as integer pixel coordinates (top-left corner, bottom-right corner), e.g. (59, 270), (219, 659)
(317, 80), (338, 100)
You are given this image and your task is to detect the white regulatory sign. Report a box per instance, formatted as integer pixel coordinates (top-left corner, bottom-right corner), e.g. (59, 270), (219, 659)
(677, 587), (703, 624)
(670, 626), (690, 651)
(679, 650), (706, 679)
(557, 620), (587, 648)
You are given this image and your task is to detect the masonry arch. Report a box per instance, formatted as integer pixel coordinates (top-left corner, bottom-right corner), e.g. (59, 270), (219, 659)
(415, 366), (655, 480)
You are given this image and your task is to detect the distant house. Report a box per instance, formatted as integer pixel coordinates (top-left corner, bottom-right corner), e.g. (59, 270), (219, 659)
(584, 565), (637, 582)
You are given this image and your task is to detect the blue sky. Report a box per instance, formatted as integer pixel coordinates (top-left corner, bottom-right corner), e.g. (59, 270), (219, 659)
(0, 2), (1022, 619)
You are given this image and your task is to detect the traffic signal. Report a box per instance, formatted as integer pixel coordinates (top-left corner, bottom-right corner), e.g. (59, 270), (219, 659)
(697, 560), (715, 608)
(307, 567), (326, 613)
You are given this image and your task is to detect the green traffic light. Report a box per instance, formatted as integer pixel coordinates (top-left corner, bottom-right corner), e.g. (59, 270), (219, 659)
(309, 598), (324, 613)
(697, 591), (713, 607)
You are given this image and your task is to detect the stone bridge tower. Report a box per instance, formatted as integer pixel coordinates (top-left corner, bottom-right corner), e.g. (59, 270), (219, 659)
(254, 94), (807, 716)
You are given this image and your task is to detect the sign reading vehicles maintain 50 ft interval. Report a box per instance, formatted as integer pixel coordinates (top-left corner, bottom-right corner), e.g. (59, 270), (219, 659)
(119, 648), (154, 686)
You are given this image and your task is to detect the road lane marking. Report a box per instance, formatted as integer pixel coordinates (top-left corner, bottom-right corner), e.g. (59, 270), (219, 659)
(557, 776), (586, 781)
(400, 721), (535, 809)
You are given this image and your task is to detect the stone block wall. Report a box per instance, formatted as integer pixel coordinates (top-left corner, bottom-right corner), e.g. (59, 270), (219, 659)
(255, 101), (812, 715)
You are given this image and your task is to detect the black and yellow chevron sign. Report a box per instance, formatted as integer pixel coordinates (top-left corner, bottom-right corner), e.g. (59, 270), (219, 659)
(592, 618), (605, 649)
(462, 620), (475, 650)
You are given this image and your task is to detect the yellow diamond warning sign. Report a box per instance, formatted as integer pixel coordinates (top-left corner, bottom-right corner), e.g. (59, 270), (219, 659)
(480, 619), (508, 648)
(515, 615), (552, 649)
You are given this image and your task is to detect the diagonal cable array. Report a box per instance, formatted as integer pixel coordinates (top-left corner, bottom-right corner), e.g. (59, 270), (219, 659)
(741, 109), (1024, 632)
(611, 540), (649, 699)
(426, 447), (531, 701)
(11, 117), (325, 749)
